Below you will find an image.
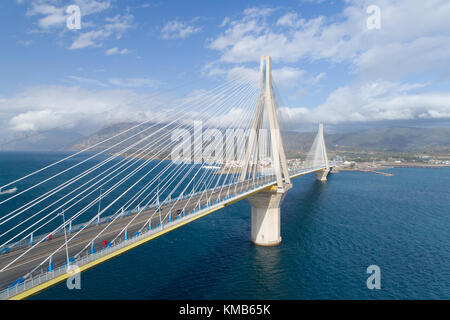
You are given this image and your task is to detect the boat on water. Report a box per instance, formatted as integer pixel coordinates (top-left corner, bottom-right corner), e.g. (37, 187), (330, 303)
(0, 187), (18, 195)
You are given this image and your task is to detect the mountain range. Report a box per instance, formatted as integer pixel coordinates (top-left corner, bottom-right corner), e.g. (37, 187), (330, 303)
(2, 122), (449, 154)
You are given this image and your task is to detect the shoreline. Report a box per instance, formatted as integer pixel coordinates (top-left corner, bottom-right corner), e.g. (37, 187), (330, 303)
(337, 162), (449, 177)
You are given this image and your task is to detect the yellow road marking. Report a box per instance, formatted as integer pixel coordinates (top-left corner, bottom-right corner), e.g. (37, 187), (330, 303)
(8, 183), (274, 300)
(8, 169), (323, 300)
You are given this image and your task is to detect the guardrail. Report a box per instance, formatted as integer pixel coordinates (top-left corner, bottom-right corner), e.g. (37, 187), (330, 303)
(0, 176), (282, 299)
(0, 180), (246, 256)
(0, 167), (324, 299)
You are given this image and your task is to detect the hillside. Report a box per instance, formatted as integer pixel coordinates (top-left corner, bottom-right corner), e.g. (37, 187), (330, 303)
(69, 122), (450, 155)
(325, 127), (450, 152)
(0, 130), (86, 152)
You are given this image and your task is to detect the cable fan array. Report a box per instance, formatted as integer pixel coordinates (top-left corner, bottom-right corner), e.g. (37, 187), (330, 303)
(0, 70), (279, 286)
(0, 69), (330, 298)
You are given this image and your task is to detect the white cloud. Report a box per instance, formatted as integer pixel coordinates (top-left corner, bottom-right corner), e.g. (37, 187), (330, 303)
(18, 39), (34, 46)
(27, 3), (66, 29)
(23, 1), (133, 50)
(276, 12), (302, 28)
(242, 7), (276, 18)
(220, 17), (230, 27)
(70, 30), (104, 49)
(278, 81), (450, 126)
(26, 0), (111, 30)
(272, 67), (306, 88)
(67, 75), (162, 89)
(311, 72), (326, 84)
(161, 19), (202, 40)
(1, 79), (449, 136)
(0, 85), (173, 133)
(0, 83), (256, 135)
(205, 64), (322, 91)
(206, 107), (249, 128)
(209, 1), (450, 80)
(9, 110), (62, 131)
(70, 14), (134, 49)
(67, 75), (108, 87)
(205, 1), (450, 128)
(74, 0), (110, 16)
(105, 47), (131, 55)
(205, 66), (258, 86)
(108, 78), (161, 88)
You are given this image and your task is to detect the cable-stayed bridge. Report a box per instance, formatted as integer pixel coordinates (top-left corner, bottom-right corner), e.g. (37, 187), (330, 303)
(0, 56), (334, 300)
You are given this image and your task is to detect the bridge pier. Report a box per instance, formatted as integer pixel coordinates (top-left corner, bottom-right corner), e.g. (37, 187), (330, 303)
(247, 185), (291, 246)
(315, 168), (330, 182)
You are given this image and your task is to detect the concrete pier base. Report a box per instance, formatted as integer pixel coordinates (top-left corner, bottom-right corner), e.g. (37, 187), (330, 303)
(315, 168), (330, 182)
(247, 186), (291, 246)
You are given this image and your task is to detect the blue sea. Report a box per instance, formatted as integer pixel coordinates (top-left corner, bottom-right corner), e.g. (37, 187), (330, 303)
(0, 152), (449, 299)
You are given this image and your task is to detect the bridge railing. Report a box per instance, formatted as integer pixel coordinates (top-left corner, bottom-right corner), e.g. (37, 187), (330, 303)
(0, 178), (263, 257)
(0, 203), (157, 256)
(1, 166), (328, 257)
(0, 166), (326, 257)
(0, 175), (285, 300)
(0, 166), (331, 299)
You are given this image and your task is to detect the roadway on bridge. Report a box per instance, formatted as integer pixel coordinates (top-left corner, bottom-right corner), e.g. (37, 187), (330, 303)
(0, 175), (273, 291)
(0, 167), (326, 295)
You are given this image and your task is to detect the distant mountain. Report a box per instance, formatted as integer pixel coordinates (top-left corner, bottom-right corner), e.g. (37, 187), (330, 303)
(284, 127), (450, 155)
(70, 122), (173, 153)
(69, 122), (450, 155)
(0, 130), (86, 152)
(324, 127), (450, 152)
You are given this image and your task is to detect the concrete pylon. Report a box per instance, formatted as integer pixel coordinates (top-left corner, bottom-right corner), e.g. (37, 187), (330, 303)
(242, 56), (291, 246)
(240, 56), (290, 188)
(314, 123), (330, 182)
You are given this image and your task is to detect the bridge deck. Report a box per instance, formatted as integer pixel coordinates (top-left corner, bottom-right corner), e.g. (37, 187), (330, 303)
(0, 166), (325, 300)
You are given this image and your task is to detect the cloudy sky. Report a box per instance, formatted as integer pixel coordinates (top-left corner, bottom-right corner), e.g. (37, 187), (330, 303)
(0, 0), (449, 144)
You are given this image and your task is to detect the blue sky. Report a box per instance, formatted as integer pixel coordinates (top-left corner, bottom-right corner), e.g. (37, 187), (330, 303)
(0, 0), (449, 141)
